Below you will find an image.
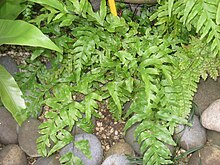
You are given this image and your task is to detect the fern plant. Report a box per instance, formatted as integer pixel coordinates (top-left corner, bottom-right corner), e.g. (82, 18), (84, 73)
(14, 0), (220, 164)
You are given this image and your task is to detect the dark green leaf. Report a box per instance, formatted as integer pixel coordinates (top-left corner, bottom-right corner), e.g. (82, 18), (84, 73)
(0, 65), (27, 125)
(0, 0), (25, 19)
(28, 0), (66, 12)
(0, 19), (62, 53)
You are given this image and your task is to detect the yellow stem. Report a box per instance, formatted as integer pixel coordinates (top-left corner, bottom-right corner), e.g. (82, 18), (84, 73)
(108, 0), (117, 16)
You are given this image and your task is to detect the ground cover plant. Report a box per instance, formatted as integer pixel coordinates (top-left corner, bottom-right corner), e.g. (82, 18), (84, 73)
(1, 0), (220, 164)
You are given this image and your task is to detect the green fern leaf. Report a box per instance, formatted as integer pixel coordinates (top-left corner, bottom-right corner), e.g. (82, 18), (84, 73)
(217, 2), (220, 25)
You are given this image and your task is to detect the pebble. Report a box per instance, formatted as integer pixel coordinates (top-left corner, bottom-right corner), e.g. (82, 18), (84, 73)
(188, 144), (220, 165)
(124, 123), (141, 155)
(193, 77), (220, 116)
(102, 154), (130, 165)
(90, 0), (101, 11)
(0, 56), (19, 75)
(207, 130), (220, 147)
(174, 115), (206, 150)
(201, 99), (220, 132)
(18, 118), (41, 157)
(34, 155), (60, 165)
(60, 133), (103, 165)
(0, 107), (18, 144)
(0, 144), (27, 165)
(105, 142), (134, 159)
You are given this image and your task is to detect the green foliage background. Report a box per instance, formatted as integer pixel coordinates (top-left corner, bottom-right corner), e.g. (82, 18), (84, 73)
(14, 0), (220, 164)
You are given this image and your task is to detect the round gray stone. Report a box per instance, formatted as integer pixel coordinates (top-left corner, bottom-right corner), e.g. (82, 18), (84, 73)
(0, 144), (27, 165)
(193, 77), (220, 116)
(60, 142), (73, 156)
(18, 118), (41, 157)
(207, 130), (220, 147)
(201, 99), (220, 132)
(102, 154), (130, 165)
(89, 0), (101, 11)
(0, 56), (19, 76)
(34, 155), (60, 165)
(0, 107), (18, 144)
(124, 123), (141, 155)
(105, 142), (134, 159)
(174, 115), (206, 150)
(188, 144), (220, 165)
(60, 133), (103, 165)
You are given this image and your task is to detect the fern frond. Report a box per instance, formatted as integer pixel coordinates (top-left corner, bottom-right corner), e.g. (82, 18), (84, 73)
(60, 152), (83, 165)
(151, 0), (220, 56)
(71, 27), (100, 82)
(176, 0), (220, 57)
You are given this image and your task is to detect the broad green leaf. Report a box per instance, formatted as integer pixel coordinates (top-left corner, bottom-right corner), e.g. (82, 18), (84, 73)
(0, 19), (62, 53)
(0, 0), (25, 19)
(0, 65), (27, 125)
(28, 0), (66, 12)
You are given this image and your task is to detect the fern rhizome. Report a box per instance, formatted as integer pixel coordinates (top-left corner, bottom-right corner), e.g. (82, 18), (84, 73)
(17, 0), (220, 164)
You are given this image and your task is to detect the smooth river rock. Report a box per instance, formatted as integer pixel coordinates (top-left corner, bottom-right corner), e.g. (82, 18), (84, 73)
(193, 77), (220, 116)
(105, 142), (134, 159)
(124, 123), (141, 155)
(0, 107), (18, 144)
(188, 144), (220, 165)
(0, 144), (27, 165)
(18, 118), (41, 157)
(102, 154), (130, 165)
(60, 133), (103, 165)
(174, 115), (206, 150)
(0, 56), (19, 76)
(34, 155), (60, 165)
(89, 0), (101, 11)
(207, 130), (220, 147)
(201, 99), (220, 132)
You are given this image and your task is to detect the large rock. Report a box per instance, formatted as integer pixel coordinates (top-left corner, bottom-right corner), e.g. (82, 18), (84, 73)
(207, 130), (220, 147)
(102, 154), (130, 165)
(174, 115), (206, 150)
(0, 107), (18, 144)
(105, 142), (134, 159)
(124, 124), (141, 155)
(0, 56), (19, 75)
(201, 99), (220, 132)
(89, 0), (101, 11)
(60, 133), (103, 165)
(18, 118), (41, 157)
(0, 144), (27, 165)
(188, 144), (220, 165)
(193, 77), (220, 115)
(34, 155), (60, 165)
